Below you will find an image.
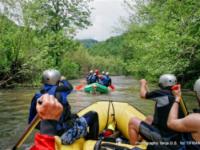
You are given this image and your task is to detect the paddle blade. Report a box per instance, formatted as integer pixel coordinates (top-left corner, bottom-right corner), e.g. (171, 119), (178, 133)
(75, 84), (84, 91)
(171, 84), (180, 91)
(109, 85), (115, 91)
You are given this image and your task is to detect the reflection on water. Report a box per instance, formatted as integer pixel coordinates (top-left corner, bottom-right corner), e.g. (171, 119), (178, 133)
(0, 76), (198, 149)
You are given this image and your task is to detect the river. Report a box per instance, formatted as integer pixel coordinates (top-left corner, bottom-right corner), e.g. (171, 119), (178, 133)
(0, 76), (198, 149)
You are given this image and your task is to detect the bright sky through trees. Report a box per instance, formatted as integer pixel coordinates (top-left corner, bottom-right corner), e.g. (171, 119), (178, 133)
(75, 0), (129, 41)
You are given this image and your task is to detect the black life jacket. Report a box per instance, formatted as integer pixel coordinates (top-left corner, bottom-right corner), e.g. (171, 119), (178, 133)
(152, 89), (185, 137)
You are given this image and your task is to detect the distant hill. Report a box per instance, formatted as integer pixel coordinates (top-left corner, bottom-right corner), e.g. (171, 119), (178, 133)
(88, 35), (125, 57)
(79, 39), (98, 48)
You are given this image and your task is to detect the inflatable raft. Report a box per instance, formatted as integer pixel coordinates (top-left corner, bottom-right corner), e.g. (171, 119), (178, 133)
(84, 83), (109, 94)
(55, 101), (147, 150)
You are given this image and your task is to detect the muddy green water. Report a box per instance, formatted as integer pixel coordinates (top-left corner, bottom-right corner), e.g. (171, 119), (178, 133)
(0, 76), (198, 149)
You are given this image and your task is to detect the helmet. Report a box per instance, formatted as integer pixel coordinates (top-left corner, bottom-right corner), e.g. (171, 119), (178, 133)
(102, 71), (105, 75)
(106, 72), (109, 76)
(159, 74), (177, 88)
(89, 70), (93, 74)
(95, 69), (99, 74)
(194, 79), (200, 97)
(42, 69), (61, 85)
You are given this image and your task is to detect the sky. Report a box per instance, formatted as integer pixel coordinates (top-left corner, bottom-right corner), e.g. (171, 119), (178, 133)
(75, 0), (130, 41)
(0, 2), (23, 25)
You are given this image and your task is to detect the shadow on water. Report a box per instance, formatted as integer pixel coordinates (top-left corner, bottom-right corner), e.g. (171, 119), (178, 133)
(0, 76), (198, 149)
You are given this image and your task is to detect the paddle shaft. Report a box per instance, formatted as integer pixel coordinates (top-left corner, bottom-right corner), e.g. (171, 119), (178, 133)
(180, 97), (188, 116)
(12, 114), (41, 150)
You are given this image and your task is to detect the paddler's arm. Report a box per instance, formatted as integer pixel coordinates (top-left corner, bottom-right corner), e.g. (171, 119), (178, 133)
(30, 94), (63, 150)
(140, 79), (149, 99)
(58, 76), (73, 92)
(167, 94), (200, 133)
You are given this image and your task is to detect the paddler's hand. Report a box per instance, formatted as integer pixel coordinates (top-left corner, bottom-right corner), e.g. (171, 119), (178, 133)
(60, 76), (66, 81)
(36, 94), (63, 121)
(171, 84), (182, 98)
(140, 79), (147, 85)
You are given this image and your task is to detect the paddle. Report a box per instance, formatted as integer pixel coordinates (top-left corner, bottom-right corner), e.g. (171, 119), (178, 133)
(75, 84), (85, 91)
(109, 84), (115, 91)
(12, 114), (40, 150)
(171, 84), (188, 116)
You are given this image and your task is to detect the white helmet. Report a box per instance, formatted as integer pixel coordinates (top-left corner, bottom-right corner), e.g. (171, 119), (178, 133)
(106, 72), (109, 75)
(194, 79), (200, 97)
(102, 71), (105, 75)
(42, 69), (61, 85)
(159, 74), (177, 88)
(90, 70), (93, 73)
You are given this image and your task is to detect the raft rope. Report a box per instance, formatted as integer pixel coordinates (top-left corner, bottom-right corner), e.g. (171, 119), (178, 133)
(106, 100), (116, 129)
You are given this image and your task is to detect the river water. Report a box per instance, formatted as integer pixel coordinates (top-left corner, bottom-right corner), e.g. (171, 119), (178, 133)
(0, 76), (198, 149)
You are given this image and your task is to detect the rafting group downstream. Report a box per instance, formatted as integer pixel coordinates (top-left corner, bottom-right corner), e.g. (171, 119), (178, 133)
(13, 69), (200, 150)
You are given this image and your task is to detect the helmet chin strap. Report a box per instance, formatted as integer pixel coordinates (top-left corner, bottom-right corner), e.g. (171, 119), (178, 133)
(158, 83), (171, 90)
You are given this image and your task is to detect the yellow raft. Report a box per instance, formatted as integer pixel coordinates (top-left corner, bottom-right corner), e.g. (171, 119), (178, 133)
(54, 101), (147, 150)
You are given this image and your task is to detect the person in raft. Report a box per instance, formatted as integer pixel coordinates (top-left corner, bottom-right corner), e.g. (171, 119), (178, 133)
(28, 69), (99, 145)
(28, 69), (73, 130)
(99, 72), (112, 87)
(89, 69), (100, 84)
(128, 74), (185, 149)
(30, 94), (66, 150)
(167, 80), (200, 150)
(86, 70), (93, 84)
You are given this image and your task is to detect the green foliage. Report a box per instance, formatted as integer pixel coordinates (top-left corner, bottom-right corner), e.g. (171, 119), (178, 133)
(60, 58), (80, 79)
(79, 39), (98, 48)
(1, 0), (200, 88)
(0, 0), (93, 87)
(120, 0), (200, 86)
(89, 36), (125, 57)
(0, 15), (36, 86)
(87, 0), (200, 86)
(23, 0), (92, 33)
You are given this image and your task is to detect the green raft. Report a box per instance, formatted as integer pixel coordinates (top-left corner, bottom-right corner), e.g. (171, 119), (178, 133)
(84, 83), (109, 94)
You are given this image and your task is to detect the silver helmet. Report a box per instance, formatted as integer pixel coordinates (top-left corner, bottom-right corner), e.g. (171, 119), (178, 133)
(194, 79), (200, 97)
(42, 69), (61, 85)
(159, 74), (177, 87)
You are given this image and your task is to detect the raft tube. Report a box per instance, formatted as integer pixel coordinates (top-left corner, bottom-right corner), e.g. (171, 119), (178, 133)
(55, 101), (147, 150)
(84, 83), (109, 94)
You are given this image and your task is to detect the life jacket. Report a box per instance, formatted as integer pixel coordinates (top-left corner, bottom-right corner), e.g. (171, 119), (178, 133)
(90, 74), (98, 83)
(100, 75), (110, 87)
(86, 74), (93, 84)
(28, 80), (73, 134)
(151, 89), (185, 138)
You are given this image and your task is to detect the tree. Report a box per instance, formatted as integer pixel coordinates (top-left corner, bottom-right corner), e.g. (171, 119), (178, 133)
(23, 0), (92, 34)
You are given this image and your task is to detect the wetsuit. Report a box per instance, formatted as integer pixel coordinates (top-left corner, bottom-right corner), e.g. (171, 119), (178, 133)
(99, 75), (111, 87)
(30, 111), (99, 149)
(28, 80), (73, 133)
(29, 80), (99, 144)
(86, 73), (93, 84)
(138, 89), (185, 149)
(89, 74), (99, 84)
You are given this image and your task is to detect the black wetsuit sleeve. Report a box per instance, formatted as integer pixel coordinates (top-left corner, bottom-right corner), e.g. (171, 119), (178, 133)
(65, 80), (73, 91)
(40, 120), (58, 136)
(145, 90), (165, 101)
(109, 79), (112, 86)
(56, 80), (73, 92)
